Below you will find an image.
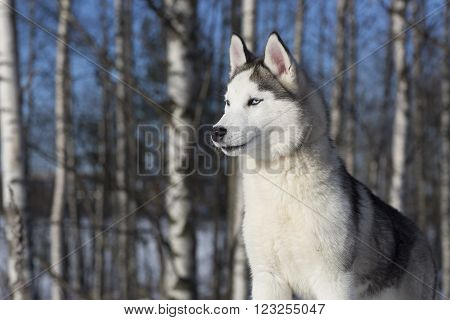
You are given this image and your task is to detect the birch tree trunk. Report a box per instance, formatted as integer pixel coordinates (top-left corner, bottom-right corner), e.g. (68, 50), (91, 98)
(0, 0), (29, 300)
(330, 0), (348, 142)
(50, 0), (71, 300)
(345, 0), (356, 175)
(412, 0), (427, 230)
(124, 0), (137, 297)
(163, 0), (197, 300)
(241, 0), (255, 52)
(293, 0), (305, 65)
(227, 165), (246, 299)
(440, 0), (450, 299)
(389, 0), (409, 212)
(114, 0), (134, 299)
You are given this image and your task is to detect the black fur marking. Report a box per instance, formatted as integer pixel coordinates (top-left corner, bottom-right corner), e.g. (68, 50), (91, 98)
(229, 59), (298, 103)
(349, 176), (361, 233)
(339, 165), (361, 271)
(359, 192), (418, 297)
(250, 63), (298, 101)
(230, 58), (259, 81)
(229, 32), (299, 102)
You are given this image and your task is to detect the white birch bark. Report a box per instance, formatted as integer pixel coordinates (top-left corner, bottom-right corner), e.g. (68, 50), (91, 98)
(389, 0), (409, 212)
(49, 0), (71, 300)
(227, 164), (247, 299)
(163, 0), (197, 300)
(242, 0), (256, 52)
(330, 0), (348, 142)
(293, 0), (305, 65)
(0, 0), (29, 300)
(440, 0), (450, 299)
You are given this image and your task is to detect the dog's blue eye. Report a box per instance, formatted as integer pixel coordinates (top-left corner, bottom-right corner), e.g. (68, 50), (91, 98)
(225, 99), (230, 106)
(248, 98), (263, 106)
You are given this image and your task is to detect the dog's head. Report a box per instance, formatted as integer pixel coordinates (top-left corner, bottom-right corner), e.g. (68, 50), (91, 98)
(212, 33), (326, 161)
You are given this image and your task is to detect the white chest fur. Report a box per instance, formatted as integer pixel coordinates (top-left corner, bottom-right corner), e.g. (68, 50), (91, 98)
(241, 152), (353, 299)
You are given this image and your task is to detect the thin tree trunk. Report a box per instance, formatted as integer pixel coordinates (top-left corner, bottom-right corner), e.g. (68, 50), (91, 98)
(24, 0), (37, 299)
(412, 0), (427, 230)
(124, 0), (137, 298)
(316, 0), (327, 82)
(0, 0), (29, 300)
(227, 164), (247, 299)
(293, 0), (306, 65)
(114, 0), (132, 299)
(50, 0), (71, 300)
(330, 0), (348, 142)
(345, 0), (356, 175)
(65, 35), (82, 298)
(211, 173), (223, 299)
(389, 0), (409, 212)
(241, 0), (255, 52)
(230, 0), (241, 37)
(440, 0), (450, 299)
(93, 78), (109, 300)
(163, 0), (197, 300)
(93, 3), (111, 300)
(378, 15), (394, 199)
(67, 63), (82, 298)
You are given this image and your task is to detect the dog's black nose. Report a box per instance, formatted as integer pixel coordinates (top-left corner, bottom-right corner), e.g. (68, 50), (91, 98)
(212, 126), (227, 143)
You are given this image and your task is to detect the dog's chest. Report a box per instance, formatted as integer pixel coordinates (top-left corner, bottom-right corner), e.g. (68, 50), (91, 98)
(242, 171), (341, 292)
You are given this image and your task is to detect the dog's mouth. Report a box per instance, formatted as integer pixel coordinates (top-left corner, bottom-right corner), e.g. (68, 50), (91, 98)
(221, 142), (248, 152)
(219, 136), (256, 154)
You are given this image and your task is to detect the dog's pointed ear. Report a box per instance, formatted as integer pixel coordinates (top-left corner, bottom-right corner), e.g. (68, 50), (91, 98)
(229, 34), (254, 76)
(264, 33), (296, 84)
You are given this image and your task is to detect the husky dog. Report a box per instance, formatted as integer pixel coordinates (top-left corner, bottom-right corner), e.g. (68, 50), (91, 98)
(211, 32), (436, 299)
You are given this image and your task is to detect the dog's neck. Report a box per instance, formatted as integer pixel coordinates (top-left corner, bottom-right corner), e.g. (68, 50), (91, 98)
(244, 133), (340, 178)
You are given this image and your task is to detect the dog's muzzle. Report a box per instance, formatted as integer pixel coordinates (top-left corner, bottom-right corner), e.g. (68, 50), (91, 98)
(211, 126), (227, 143)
